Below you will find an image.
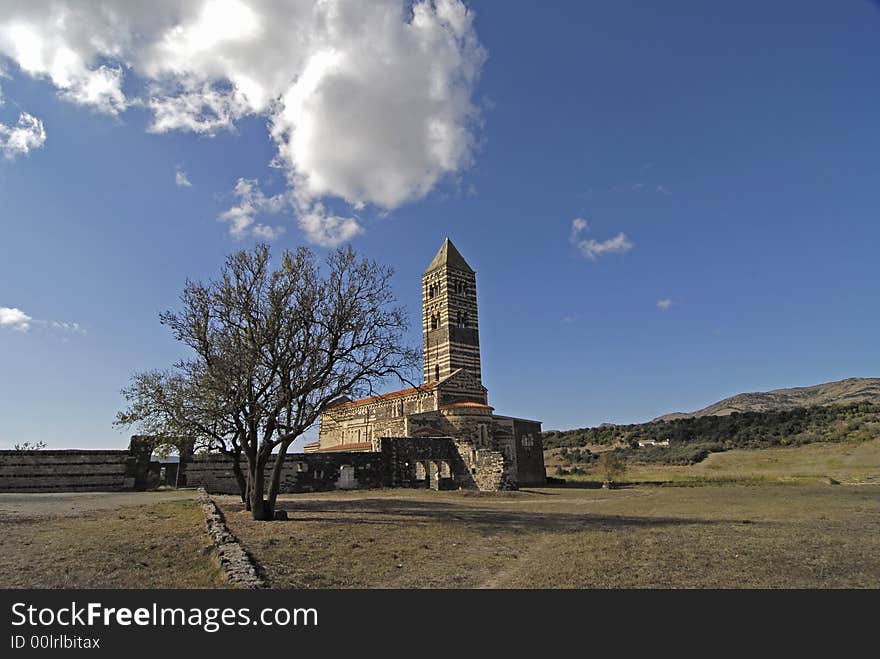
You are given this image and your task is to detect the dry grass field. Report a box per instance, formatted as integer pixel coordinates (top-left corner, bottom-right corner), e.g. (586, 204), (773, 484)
(0, 497), (227, 588)
(216, 439), (880, 589)
(219, 483), (879, 588)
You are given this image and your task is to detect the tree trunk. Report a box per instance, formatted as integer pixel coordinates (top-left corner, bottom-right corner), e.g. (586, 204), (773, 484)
(266, 444), (291, 515)
(248, 456), (273, 520)
(231, 453), (247, 504)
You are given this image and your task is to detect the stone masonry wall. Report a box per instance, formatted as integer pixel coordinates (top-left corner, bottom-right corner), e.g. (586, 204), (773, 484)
(186, 436), (510, 494)
(473, 449), (508, 490)
(185, 451), (384, 495)
(0, 450), (132, 492)
(379, 436), (475, 489)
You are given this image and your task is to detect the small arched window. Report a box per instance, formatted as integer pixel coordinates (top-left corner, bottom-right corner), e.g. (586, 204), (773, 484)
(430, 313), (439, 330)
(434, 364), (440, 381)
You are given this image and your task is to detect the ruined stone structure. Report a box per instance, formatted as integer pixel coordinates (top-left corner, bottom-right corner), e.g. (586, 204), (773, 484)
(184, 437), (476, 494)
(306, 239), (545, 489)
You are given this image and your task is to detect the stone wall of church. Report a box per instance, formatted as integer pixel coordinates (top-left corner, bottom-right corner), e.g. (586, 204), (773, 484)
(511, 419), (546, 486)
(436, 369), (487, 405)
(473, 448), (508, 490)
(379, 436), (509, 491)
(440, 408), (496, 447)
(406, 409), (525, 488)
(379, 436), (475, 489)
(318, 389), (437, 449)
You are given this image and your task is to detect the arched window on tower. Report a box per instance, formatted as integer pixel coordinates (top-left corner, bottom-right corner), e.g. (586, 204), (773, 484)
(457, 311), (468, 328)
(434, 364), (440, 381)
(430, 313), (439, 330)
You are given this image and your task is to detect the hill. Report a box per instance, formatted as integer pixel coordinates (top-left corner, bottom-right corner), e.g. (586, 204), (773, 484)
(654, 377), (880, 421)
(542, 401), (880, 465)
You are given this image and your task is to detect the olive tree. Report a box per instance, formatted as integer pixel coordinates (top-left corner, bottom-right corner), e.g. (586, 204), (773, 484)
(117, 244), (418, 520)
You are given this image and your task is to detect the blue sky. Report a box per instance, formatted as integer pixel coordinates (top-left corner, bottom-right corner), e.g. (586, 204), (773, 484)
(1, 1), (878, 450)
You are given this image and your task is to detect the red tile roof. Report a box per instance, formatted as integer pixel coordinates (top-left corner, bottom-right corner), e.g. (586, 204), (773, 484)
(440, 402), (494, 410)
(327, 381), (439, 409)
(312, 441), (374, 453)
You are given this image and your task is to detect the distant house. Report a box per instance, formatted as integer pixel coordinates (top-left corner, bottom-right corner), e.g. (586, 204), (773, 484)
(638, 438), (670, 448)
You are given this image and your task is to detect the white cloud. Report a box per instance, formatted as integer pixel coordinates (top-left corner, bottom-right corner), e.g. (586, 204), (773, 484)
(575, 233), (633, 260)
(50, 320), (86, 335)
(218, 177), (287, 240)
(297, 204), (363, 248)
(147, 81), (251, 135)
(570, 217), (589, 241)
(251, 223), (285, 241)
(0, 112), (46, 159)
(656, 185), (672, 196)
(569, 218), (633, 261)
(175, 169), (192, 187)
(656, 298), (673, 311)
(0, 0), (486, 245)
(0, 16), (128, 114)
(0, 306), (86, 335)
(0, 306), (31, 331)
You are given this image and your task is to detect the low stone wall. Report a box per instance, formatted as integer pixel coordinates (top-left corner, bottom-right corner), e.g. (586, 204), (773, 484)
(198, 489), (266, 589)
(0, 436), (519, 494)
(185, 451), (385, 495)
(0, 450), (132, 492)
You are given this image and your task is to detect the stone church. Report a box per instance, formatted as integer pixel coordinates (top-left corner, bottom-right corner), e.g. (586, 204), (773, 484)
(304, 238), (546, 488)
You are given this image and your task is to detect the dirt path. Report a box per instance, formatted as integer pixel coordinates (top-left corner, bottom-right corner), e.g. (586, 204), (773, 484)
(478, 533), (558, 589)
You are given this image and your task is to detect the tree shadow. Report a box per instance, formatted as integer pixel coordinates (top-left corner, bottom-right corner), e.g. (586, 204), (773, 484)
(220, 495), (730, 538)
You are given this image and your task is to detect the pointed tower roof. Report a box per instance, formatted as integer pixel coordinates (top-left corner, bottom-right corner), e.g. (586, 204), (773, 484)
(424, 238), (474, 274)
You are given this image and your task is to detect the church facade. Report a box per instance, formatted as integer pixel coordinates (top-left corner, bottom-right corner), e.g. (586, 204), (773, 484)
(305, 239), (545, 489)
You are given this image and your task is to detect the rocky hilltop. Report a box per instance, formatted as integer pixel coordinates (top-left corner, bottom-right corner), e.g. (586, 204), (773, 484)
(655, 377), (880, 422)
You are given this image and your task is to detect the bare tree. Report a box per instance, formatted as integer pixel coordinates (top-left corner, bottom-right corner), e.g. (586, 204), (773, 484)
(117, 244), (418, 520)
(115, 367), (250, 503)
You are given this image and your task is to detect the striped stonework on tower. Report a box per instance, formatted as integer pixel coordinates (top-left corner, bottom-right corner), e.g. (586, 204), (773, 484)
(422, 238), (483, 394)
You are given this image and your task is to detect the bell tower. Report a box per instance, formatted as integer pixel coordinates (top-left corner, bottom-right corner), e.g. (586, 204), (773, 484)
(422, 238), (483, 389)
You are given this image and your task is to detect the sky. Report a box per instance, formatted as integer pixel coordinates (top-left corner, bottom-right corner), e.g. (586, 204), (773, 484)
(1, 0), (878, 450)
